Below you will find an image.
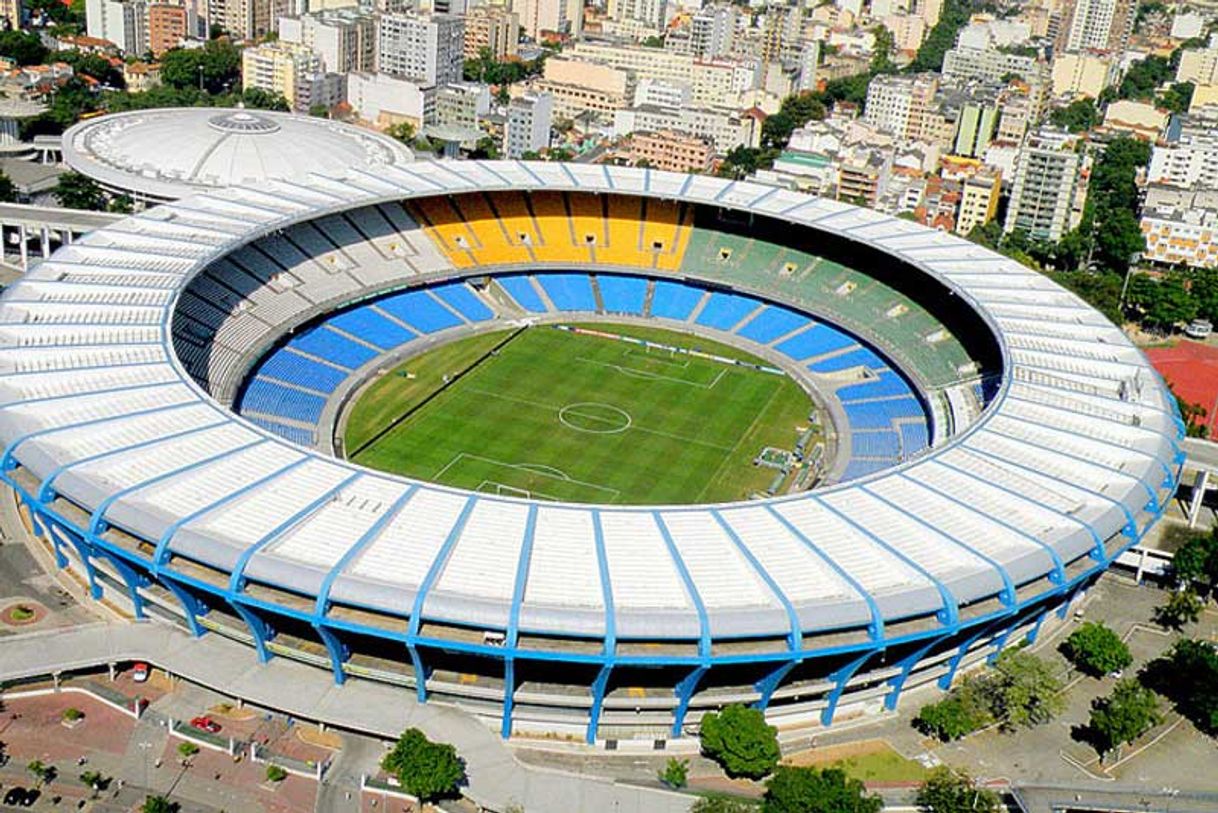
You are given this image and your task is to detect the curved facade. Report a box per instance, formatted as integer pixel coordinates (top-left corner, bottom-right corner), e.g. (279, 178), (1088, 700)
(0, 162), (1182, 742)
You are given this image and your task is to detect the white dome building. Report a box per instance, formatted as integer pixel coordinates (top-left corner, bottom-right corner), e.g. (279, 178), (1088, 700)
(62, 107), (412, 202)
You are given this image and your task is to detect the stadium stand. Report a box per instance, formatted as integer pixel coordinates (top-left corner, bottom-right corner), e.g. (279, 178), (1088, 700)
(597, 274), (648, 315)
(650, 280), (703, 321)
(536, 273), (597, 312)
(495, 275), (548, 313)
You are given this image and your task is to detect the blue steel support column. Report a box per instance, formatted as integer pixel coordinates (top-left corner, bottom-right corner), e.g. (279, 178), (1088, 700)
(939, 617), (1007, 690)
(884, 635), (950, 712)
(1023, 604), (1052, 645)
(58, 526), (103, 600)
(586, 510), (616, 745)
(160, 575), (208, 637)
(91, 546), (150, 619)
(654, 512), (712, 738)
(754, 661), (799, 712)
(313, 486), (419, 687)
(407, 496), (479, 704)
(231, 601), (275, 663)
(502, 505), (538, 739)
(821, 651), (874, 726)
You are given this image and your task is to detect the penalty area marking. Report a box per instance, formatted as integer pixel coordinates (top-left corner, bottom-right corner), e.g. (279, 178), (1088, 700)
(558, 402), (633, 434)
(576, 357), (726, 389)
(434, 452), (620, 500)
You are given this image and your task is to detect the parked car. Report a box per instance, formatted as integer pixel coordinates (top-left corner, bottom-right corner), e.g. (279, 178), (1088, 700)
(1185, 318), (1213, 339)
(190, 716), (221, 734)
(131, 662), (150, 683)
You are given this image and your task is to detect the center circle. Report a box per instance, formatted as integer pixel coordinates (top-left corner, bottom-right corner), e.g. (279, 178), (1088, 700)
(557, 402), (632, 435)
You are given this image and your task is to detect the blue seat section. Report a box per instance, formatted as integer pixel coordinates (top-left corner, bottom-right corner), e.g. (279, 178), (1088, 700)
(286, 326), (378, 370)
(650, 280), (703, 320)
(837, 370), (914, 402)
(842, 401), (905, 430)
(808, 347), (884, 373)
(901, 422), (930, 455)
(378, 290), (464, 333)
(851, 431), (900, 458)
(239, 379), (327, 423)
(497, 275), (547, 312)
(695, 291), (760, 330)
(433, 283), (494, 322)
(736, 306), (809, 344)
(774, 325), (855, 361)
(598, 275), (647, 314)
(247, 416), (316, 446)
(327, 305), (416, 350)
(882, 396), (926, 419)
(258, 350), (347, 393)
(538, 273), (597, 311)
(841, 458), (890, 481)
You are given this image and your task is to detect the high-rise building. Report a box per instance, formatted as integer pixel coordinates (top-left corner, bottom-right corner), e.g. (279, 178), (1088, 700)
(1004, 128), (1081, 242)
(209, 0), (291, 39)
(279, 9), (377, 73)
(147, 3), (191, 55)
(689, 3), (735, 59)
(0, 0), (21, 29)
(86, 0), (148, 53)
(956, 170), (1001, 235)
(863, 72), (938, 141)
(463, 5), (518, 61)
(608, 0), (666, 31)
(503, 91), (553, 158)
(242, 40), (342, 112)
(797, 40), (819, 92)
(378, 13), (464, 86)
(513, 0), (579, 39)
(435, 81), (491, 130)
(1147, 110), (1218, 189)
(1057, 0), (1135, 53)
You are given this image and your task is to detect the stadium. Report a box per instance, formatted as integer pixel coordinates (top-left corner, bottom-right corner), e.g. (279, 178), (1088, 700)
(0, 160), (1183, 744)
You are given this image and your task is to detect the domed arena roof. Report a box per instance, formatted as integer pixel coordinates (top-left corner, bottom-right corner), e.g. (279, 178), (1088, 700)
(62, 108), (412, 200)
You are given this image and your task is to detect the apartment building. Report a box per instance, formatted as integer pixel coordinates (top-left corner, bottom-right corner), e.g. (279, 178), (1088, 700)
(1003, 128), (1081, 242)
(378, 13), (464, 86)
(279, 9), (377, 74)
(463, 5), (518, 61)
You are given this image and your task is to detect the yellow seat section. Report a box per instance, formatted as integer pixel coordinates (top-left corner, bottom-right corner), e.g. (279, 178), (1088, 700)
(529, 192), (591, 264)
(487, 192), (543, 249)
(566, 193), (605, 264)
(405, 197), (478, 269)
(599, 195), (645, 267)
(656, 201), (693, 272)
(450, 193), (532, 266)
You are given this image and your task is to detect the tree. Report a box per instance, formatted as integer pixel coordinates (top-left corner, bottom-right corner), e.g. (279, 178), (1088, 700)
(1048, 98), (1100, 133)
(79, 770), (110, 797)
(659, 756), (688, 789)
(0, 170), (17, 204)
(642, 34), (664, 48)
(915, 766), (1001, 813)
(386, 121), (416, 145)
(1171, 528), (1218, 589)
(108, 194), (134, 214)
(914, 679), (994, 741)
(160, 39), (241, 93)
(265, 764), (288, 782)
(308, 103), (329, 118)
(986, 649), (1066, 729)
(1155, 589), (1203, 629)
(1087, 679), (1162, 758)
(1119, 54), (1173, 101)
(1141, 638), (1218, 735)
(141, 796), (176, 813)
(177, 742), (199, 759)
(0, 30), (49, 65)
(691, 797), (757, 813)
(26, 759), (54, 787)
(1159, 81), (1194, 113)
(1061, 622), (1133, 677)
(53, 172), (106, 210)
(909, 0), (974, 71)
(699, 704), (780, 779)
(380, 728), (464, 803)
(762, 766), (882, 813)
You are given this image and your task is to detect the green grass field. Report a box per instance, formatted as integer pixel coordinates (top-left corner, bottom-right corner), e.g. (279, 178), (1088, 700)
(344, 324), (814, 505)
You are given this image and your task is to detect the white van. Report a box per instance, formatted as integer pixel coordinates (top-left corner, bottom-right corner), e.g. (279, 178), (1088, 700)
(1185, 319), (1213, 339)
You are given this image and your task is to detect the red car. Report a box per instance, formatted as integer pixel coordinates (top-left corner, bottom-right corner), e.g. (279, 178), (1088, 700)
(190, 716), (221, 734)
(131, 662), (150, 683)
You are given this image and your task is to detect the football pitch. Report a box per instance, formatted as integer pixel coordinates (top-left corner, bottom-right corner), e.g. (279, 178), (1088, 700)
(344, 324), (814, 504)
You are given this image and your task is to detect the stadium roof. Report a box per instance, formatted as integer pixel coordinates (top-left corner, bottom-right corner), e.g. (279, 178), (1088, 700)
(0, 162), (1181, 646)
(61, 108), (412, 200)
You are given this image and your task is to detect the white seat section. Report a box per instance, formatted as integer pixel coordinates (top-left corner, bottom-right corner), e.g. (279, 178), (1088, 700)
(821, 488), (990, 582)
(266, 477), (408, 569)
(347, 487), (470, 587)
(0, 363), (178, 405)
(770, 499), (928, 595)
(988, 414), (1141, 472)
(939, 446), (1096, 518)
(1003, 396), (1163, 454)
(312, 214), (384, 270)
(657, 510), (775, 610)
(125, 442), (304, 522)
(376, 204), (453, 274)
(599, 511), (690, 610)
(522, 506), (602, 609)
(2, 384), (195, 438)
(967, 431), (1136, 499)
(917, 459), (1079, 540)
(0, 324), (161, 348)
(716, 505), (854, 604)
(0, 345), (167, 375)
(285, 222), (355, 272)
(66, 422), (254, 495)
(865, 476), (1041, 564)
(185, 458), (356, 550)
(433, 499), (530, 602)
(37, 402), (220, 466)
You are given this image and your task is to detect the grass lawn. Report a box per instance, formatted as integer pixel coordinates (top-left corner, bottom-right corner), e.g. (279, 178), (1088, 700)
(782, 739), (928, 784)
(344, 323), (814, 504)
